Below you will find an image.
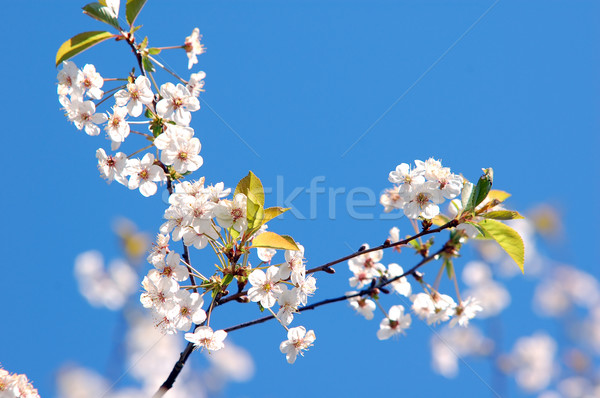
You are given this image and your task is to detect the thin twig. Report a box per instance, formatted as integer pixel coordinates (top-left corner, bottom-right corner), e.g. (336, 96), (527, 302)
(216, 220), (458, 306)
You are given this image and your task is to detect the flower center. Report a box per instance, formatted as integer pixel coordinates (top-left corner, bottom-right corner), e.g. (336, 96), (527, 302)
(416, 192), (430, 207)
(231, 208), (243, 221)
(172, 97), (183, 109)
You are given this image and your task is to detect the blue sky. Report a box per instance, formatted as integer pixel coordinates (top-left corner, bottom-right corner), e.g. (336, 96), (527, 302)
(1, 0), (598, 397)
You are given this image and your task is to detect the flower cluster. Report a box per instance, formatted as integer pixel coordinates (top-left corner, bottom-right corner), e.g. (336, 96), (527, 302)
(347, 234), (482, 340)
(0, 367), (39, 398)
(57, 55), (207, 197)
(140, 177), (318, 361)
(248, 242), (317, 328)
(380, 158), (463, 219)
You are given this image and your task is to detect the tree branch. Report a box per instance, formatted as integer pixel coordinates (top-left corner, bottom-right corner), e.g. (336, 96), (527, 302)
(223, 246), (443, 333)
(216, 219), (458, 306)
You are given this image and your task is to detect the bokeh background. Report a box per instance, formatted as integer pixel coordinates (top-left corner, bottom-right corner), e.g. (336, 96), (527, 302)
(1, 0), (598, 397)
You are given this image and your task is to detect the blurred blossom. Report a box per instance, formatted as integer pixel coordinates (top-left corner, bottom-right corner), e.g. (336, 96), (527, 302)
(114, 218), (151, 262)
(474, 239), (504, 263)
(57, 365), (109, 398)
(203, 341), (255, 391)
(504, 332), (557, 392)
(126, 314), (186, 386)
(462, 261), (510, 318)
(581, 307), (600, 353)
(430, 325), (493, 378)
(74, 251), (138, 310)
(529, 204), (563, 239)
(534, 265), (600, 317)
(556, 376), (596, 398)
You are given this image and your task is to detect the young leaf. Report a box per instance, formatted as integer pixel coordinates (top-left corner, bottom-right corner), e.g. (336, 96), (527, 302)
(465, 168), (493, 212)
(235, 171), (265, 207)
(479, 219), (525, 273)
(487, 189), (511, 203)
(246, 197), (264, 230)
(460, 181), (473, 212)
(126, 0), (147, 26)
(56, 31), (115, 66)
(142, 56), (155, 72)
(251, 231), (299, 251)
(263, 207), (290, 223)
(444, 259), (454, 279)
(82, 3), (120, 30)
(463, 221), (489, 238)
(222, 274), (234, 287)
(229, 228), (240, 241)
(431, 214), (450, 226)
(482, 210), (524, 220)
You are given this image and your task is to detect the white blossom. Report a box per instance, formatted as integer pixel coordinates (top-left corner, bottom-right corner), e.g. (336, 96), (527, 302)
(77, 64), (104, 100)
(114, 75), (154, 117)
(156, 82), (200, 126)
(125, 153), (166, 197)
(184, 28), (206, 69)
(377, 305), (412, 340)
(279, 326), (316, 364)
(96, 148), (127, 185)
(185, 326), (227, 351)
(247, 266), (283, 308)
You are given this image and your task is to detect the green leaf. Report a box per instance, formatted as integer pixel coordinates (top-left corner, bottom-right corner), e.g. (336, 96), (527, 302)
(56, 31), (115, 66)
(444, 259), (454, 279)
(126, 0), (147, 26)
(463, 221), (489, 238)
(148, 47), (161, 55)
(246, 196), (264, 230)
(222, 274), (234, 287)
(460, 181), (473, 211)
(487, 189), (511, 203)
(229, 228), (240, 241)
(465, 168), (493, 212)
(479, 219), (525, 273)
(263, 207), (289, 223)
(82, 3), (120, 30)
(252, 232), (299, 251)
(482, 210), (524, 220)
(235, 171), (265, 207)
(432, 214), (450, 226)
(142, 56), (155, 72)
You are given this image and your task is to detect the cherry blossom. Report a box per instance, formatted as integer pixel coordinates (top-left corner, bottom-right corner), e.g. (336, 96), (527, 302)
(184, 28), (206, 69)
(105, 106), (130, 144)
(185, 326), (227, 352)
(57, 60), (80, 96)
(77, 64), (104, 100)
(247, 266), (283, 308)
(0, 367), (40, 398)
(279, 326), (316, 364)
(114, 75), (154, 117)
(125, 153), (166, 197)
(377, 305), (412, 340)
(156, 82), (200, 126)
(187, 71), (206, 97)
(169, 290), (207, 331)
(347, 292), (376, 320)
(96, 148), (127, 185)
(60, 96), (108, 136)
(215, 193), (248, 232)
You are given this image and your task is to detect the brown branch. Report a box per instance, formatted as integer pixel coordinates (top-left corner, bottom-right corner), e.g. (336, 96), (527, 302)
(216, 219), (458, 306)
(155, 222), (457, 396)
(223, 246), (443, 333)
